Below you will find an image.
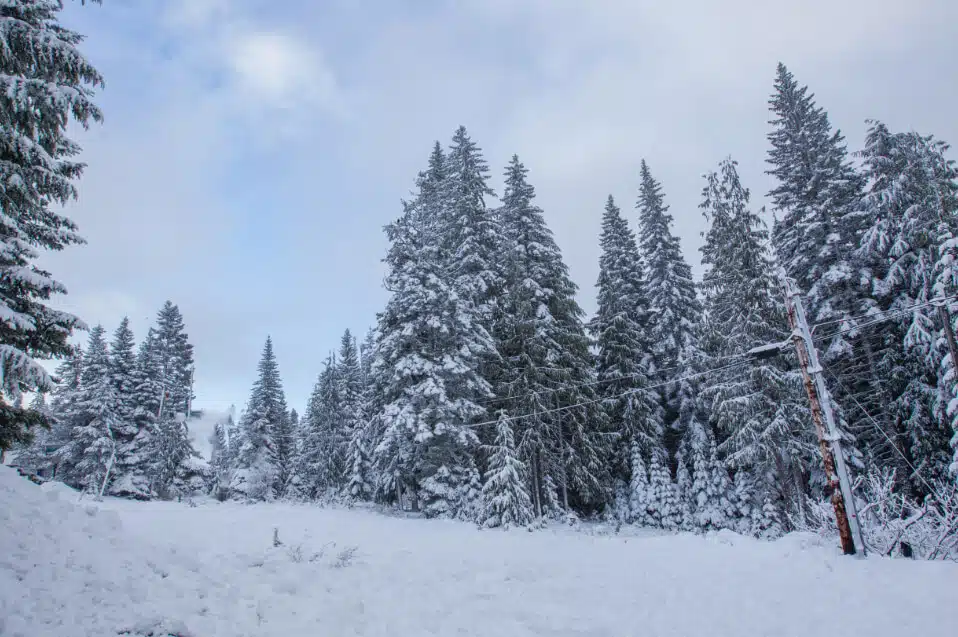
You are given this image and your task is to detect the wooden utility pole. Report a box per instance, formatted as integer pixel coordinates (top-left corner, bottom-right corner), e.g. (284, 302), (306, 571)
(938, 305), (958, 374)
(780, 271), (865, 556)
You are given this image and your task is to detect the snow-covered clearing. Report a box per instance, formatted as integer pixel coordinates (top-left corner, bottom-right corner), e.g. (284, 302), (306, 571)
(2, 467), (956, 637)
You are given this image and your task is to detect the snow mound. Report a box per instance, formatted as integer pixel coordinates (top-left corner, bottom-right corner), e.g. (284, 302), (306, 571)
(3, 466), (958, 636)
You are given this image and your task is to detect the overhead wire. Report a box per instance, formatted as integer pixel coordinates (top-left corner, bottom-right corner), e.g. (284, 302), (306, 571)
(822, 364), (948, 503)
(473, 349), (755, 409)
(466, 357), (755, 429)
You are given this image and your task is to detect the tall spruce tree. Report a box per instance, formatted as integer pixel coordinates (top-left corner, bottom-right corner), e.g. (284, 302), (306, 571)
(339, 330), (371, 500)
(300, 354), (348, 497)
(497, 157), (610, 517)
(698, 158), (811, 531)
(107, 317), (150, 498)
(0, 0), (103, 450)
(856, 121), (958, 487)
(62, 325), (119, 495)
(230, 337), (291, 500)
(636, 160), (702, 378)
(767, 64), (865, 334)
(371, 143), (494, 518)
(479, 412), (535, 529)
(209, 416), (230, 497)
(442, 127), (503, 324)
(588, 194), (662, 522)
(153, 301), (195, 418)
(636, 160), (703, 471)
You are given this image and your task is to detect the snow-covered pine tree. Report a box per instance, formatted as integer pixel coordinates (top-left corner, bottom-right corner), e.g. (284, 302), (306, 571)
(131, 328), (164, 421)
(344, 425), (373, 502)
(588, 194), (661, 522)
(359, 327), (376, 391)
(0, 0), (103, 451)
(647, 455), (681, 530)
(149, 412), (198, 500)
(153, 301), (195, 418)
(767, 64), (865, 334)
(698, 157), (811, 533)
(334, 331), (372, 501)
(636, 159), (703, 398)
(105, 317), (150, 497)
(371, 142), (494, 518)
(442, 127), (504, 325)
(230, 337), (291, 500)
(480, 412), (535, 529)
(38, 346), (86, 478)
(299, 354), (349, 497)
(61, 326), (119, 496)
(109, 318), (137, 427)
(765, 64), (870, 489)
(208, 414), (231, 498)
(856, 121), (958, 488)
(496, 157), (611, 518)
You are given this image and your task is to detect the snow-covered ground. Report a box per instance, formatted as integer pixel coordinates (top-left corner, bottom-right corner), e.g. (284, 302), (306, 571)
(2, 467), (956, 637)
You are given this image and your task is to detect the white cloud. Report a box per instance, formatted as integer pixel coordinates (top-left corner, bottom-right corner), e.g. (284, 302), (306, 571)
(227, 31), (344, 116)
(162, 0), (346, 124)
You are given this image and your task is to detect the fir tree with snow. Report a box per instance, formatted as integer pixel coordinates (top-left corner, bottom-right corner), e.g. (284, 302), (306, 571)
(698, 157), (812, 530)
(371, 143), (494, 517)
(647, 456), (681, 530)
(230, 337), (291, 501)
(0, 0), (103, 451)
(209, 416), (231, 498)
(106, 317), (150, 498)
(442, 127), (503, 325)
(636, 159), (702, 388)
(766, 63), (865, 336)
(61, 326), (120, 496)
(496, 157), (611, 517)
(480, 412), (535, 529)
(589, 194), (660, 514)
(856, 121), (958, 487)
(153, 301), (195, 419)
(299, 354), (349, 497)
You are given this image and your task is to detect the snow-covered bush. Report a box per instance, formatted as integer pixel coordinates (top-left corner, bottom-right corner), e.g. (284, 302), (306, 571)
(792, 468), (958, 560)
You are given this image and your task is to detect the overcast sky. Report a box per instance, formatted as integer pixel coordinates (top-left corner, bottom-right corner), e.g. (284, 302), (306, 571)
(43, 0), (958, 414)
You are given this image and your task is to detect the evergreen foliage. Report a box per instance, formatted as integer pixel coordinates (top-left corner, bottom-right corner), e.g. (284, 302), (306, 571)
(0, 0), (103, 450)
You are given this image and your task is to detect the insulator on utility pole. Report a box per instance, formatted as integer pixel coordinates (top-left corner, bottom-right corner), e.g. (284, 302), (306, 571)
(779, 269), (865, 556)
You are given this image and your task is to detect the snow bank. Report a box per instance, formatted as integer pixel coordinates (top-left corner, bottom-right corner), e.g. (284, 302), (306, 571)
(3, 467), (957, 636)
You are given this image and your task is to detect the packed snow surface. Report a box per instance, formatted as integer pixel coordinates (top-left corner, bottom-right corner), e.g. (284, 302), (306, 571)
(1, 467), (956, 637)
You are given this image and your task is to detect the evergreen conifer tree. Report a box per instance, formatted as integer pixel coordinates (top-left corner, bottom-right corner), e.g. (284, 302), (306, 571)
(766, 64), (865, 334)
(589, 195), (661, 517)
(698, 157), (811, 529)
(209, 417), (230, 497)
(496, 158), (610, 518)
(636, 160), (703, 378)
(106, 317), (150, 497)
(62, 326), (119, 495)
(371, 143), (494, 518)
(0, 0), (103, 451)
(153, 301), (195, 418)
(230, 337), (290, 500)
(856, 121), (958, 486)
(480, 412), (535, 529)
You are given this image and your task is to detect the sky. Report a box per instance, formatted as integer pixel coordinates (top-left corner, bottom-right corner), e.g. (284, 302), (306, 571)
(42, 0), (958, 416)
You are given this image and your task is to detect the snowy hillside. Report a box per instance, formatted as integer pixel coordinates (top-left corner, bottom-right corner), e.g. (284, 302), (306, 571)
(1, 468), (956, 637)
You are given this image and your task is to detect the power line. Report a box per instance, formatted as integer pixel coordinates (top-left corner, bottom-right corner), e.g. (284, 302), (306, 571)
(466, 358), (754, 429)
(822, 364), (947, 502)
(473, 350), (753, 409)
(813, 294), (958, 342)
